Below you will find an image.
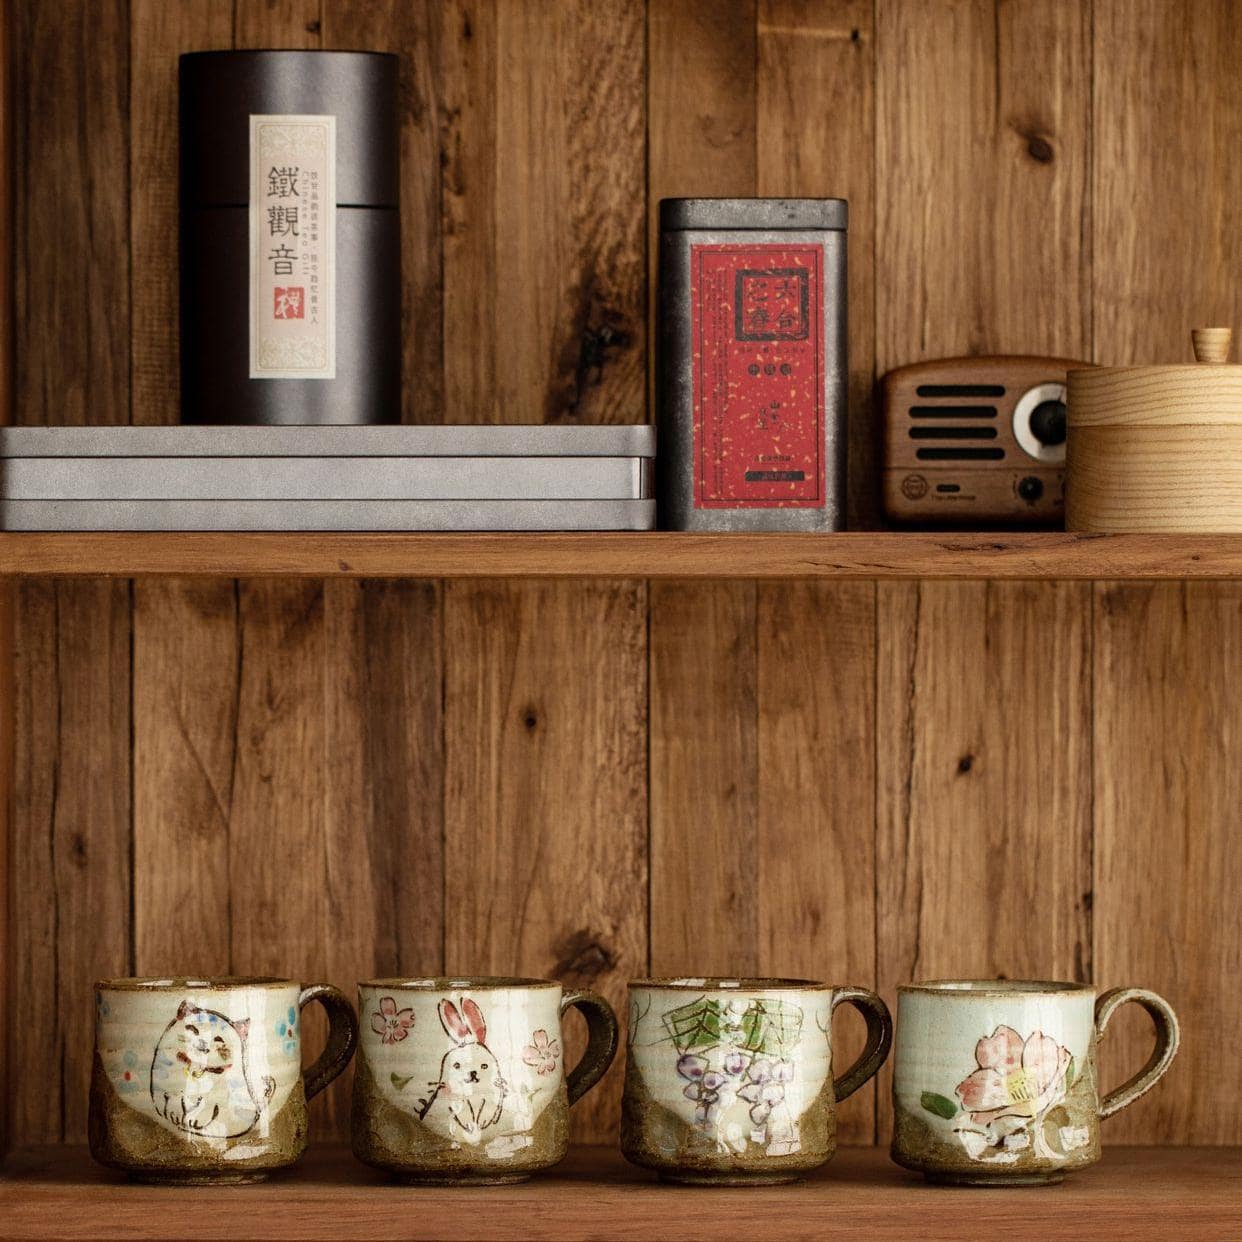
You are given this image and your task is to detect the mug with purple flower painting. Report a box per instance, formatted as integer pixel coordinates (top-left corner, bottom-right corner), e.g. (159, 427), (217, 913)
(622, 978), (892, 1185)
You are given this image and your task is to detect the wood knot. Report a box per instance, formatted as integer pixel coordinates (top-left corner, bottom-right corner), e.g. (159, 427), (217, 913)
(579, 322), (630, 388)
(957, 754), (974, 774)
(553, 930), (616, 983)
(304, 18), (321, 34)
(1025, 134), (1054, 164)
(522, 707), (539, 731)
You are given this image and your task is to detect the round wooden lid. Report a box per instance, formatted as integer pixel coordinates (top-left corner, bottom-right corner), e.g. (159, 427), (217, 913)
(1068, 327), (1242, 427)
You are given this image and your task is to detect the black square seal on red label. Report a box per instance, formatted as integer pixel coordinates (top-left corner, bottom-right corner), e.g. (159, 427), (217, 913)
(733, 268), (810, 341)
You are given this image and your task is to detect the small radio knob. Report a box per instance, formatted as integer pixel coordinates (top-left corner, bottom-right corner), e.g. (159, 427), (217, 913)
(1017, 475), (1044, 503)
(1029, 398), (1067, 446)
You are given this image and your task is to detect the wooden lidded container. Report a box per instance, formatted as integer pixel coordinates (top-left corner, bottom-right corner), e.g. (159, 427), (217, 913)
(1066, 327), (1242, 530)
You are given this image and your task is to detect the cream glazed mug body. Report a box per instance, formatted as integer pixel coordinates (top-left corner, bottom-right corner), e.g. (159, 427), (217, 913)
(621, 977), (892, 1185)
(352, 977), (619, 1184)
(891, 979), (1179, 1186)
(90, 976), (358, 1183)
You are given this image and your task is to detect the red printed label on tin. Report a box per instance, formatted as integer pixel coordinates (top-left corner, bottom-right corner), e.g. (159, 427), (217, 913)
(691, 244), (824, 508)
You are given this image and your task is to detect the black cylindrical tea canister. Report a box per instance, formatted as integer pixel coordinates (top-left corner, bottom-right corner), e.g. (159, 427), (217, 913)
(179, 51), (400, 425)
(658, 198), (848, 530)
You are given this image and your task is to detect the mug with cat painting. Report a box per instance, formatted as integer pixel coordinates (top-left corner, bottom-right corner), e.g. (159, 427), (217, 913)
(90, 976), (358, 1183)
(352, 976), (620, 1183)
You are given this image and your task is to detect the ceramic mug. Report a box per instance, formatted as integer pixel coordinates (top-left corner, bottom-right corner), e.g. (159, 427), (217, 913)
(352, 976), (619, 1183)
(621, 977), (893, 1185)
(90, 976), (358, 1183)
(891, 979), (1180, 1185)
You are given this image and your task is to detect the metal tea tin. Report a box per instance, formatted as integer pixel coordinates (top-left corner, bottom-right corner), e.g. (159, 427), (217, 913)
(179, 51), (400, 425)
(657, 198), (847, 530)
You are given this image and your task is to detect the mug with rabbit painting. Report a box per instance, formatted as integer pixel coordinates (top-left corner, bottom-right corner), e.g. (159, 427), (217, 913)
(352, 977), (619, 1183)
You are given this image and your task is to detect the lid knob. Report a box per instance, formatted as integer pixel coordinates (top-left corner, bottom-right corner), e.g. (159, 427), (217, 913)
(1192, 327), (1233, 364)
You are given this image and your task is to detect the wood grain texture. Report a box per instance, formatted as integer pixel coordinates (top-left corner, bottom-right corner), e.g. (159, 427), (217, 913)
(7, 1144), (1242, 1242)
(18, 530), (1242, 579)
(1093, 0), (1242, 365)
(875, 0), (1090, 366)
(438, 0), (648, 1147)
(442, 0), (645, 426)
(1090, 0), (1242, 1145)
(321, 0), (442, 424)
(1093, 584), (1242, 1144)
(11, 582), (132, 1144)
(9, 0), (134, 1147)
(649, 581), (758, 978)
(1067, 426), (1242, 533)
(875, 581), (1094, 1141)
(233, 0), (320, 49)
(133, 581), (237, 974)
(130, 0), (232, 424)
(444, 581), (647, 1145)
(322, 579), (444, 1125)
(873, 0), (1094, 1145)
(756, 581), (876, 1142)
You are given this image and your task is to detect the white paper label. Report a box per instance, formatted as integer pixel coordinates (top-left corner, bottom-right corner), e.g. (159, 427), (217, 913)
(249, 114), (336, 380)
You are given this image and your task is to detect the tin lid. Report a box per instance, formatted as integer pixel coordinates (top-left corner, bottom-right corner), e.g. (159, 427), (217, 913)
(0, 424), (657, 458)
(660, 197), (847, 231)
(180, 50), (399, 207)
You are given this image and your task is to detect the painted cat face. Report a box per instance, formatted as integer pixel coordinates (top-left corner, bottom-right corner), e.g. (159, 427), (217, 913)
(160, 1001), (249, 1076)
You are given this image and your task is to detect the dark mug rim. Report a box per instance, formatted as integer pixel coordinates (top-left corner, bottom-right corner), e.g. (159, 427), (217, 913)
(628, 976), (831, 991)
(359, 976), (559, 991)
(898, 978), (1093, 996)
(96, 975), (296, 991)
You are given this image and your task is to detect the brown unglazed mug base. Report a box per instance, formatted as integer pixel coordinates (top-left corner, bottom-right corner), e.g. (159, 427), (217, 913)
(390, 1170), (534, 1187)
(658, 1170), (802, 1187)
(124, 1168), (275, 1186)
(924, 1170), (1066, 1188)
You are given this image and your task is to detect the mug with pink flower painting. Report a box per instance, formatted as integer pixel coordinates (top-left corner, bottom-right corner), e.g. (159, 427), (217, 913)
(351, 977), (618, 1183)
(891, 979), (1179, 1185)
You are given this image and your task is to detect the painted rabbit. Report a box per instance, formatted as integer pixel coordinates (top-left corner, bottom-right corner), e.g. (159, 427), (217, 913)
(418, 997), (507, 1140)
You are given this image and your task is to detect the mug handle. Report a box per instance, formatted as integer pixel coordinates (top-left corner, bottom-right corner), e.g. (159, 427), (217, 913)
(298, 983), (360, 1101)
(1094, 987), (1180, 1120)
(830, 985), (894, 1102)
(560, 988), (620, 1106)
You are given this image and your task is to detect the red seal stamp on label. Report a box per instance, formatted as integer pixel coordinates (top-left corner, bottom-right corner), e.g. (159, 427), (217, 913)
(273, 287), (305, 320)
(691, 244), (824, 508)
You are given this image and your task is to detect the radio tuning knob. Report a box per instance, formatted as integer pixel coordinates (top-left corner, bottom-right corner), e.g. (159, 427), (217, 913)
(1029, 398), (1067, 447)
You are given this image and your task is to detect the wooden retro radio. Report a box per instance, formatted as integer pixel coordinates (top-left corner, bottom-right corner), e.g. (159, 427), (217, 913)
(881, 356), (1089, 525)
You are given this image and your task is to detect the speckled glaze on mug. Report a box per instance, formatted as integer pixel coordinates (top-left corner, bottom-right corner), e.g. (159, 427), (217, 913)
(352, 977), (619, 1184)
(90, 976), (358, 1184)
(891, 980), (1180, 1186)
(621, 978), (892, 1185)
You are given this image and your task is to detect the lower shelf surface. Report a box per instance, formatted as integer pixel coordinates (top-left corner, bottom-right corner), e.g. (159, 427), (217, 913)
(4, 1143), (1239, 1241)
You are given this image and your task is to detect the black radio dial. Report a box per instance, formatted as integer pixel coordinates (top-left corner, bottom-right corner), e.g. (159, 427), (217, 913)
(1029, 399), (1067, 447)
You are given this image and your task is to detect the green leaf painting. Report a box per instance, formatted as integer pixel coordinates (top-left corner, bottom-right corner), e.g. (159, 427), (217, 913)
(662, 996), (804, 1056)
(391, 1072), (414, 1091)
(1065, 1055), (1076, 1087)
(920, 1091), (959, 1120)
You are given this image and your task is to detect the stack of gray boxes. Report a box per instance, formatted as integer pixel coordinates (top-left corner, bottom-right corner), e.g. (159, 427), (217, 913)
(0, 426), (654, 530)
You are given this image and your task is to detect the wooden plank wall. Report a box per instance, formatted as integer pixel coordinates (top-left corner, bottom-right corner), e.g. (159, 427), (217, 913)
(7, 0), (1242, 1152)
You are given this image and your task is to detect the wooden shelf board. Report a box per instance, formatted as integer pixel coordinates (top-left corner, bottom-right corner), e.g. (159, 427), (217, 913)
(4, 1144), (1239, 1241)
(4, 531), (1242, 579)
